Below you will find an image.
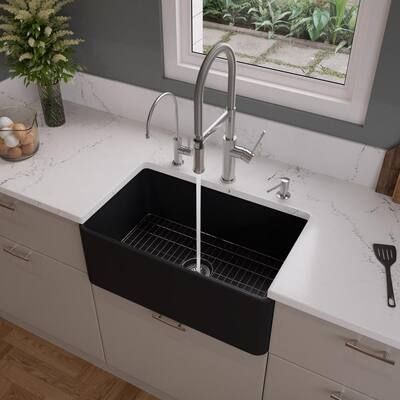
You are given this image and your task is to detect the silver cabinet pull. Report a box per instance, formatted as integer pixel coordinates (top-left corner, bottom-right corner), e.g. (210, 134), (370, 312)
(152, 313), (186, 332)
(3, 245), (31, 262)
(0, 199), (15, 211)
(345, 340), (395, 366)
(330, 393), (343, 400)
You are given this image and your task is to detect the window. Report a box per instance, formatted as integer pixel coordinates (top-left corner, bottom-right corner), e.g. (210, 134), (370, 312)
(195, 0), (362, 85)
(162, 0), (391, 124)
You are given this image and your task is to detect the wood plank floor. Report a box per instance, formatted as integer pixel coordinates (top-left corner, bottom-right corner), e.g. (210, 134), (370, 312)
(0, 318), (159, 400)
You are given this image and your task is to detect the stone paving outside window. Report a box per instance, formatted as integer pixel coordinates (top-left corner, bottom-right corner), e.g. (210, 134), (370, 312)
(200, 25), (350, 85)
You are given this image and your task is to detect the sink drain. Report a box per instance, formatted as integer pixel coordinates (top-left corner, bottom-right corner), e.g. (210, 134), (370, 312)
(182, 258), (212, 277)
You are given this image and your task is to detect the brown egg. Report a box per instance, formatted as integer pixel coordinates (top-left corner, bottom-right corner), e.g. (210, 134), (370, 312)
(22, 143), (35, 155)
(30, 126), (37, 137)
(31, 130), (38, 145)
(13, 129), (27, 142)
(7, 146), (22, 159)
(12, 123), (28, 144)
(21, 133), (34, 145)
(0, 138), (8, 155)
(12, 123), (27, 131)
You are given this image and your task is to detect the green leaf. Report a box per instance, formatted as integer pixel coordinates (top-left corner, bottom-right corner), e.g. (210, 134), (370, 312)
(348, 8), (357, 31)
(313, 8), (330, 33)
(0, 0), (82, 85)
(334, 0), (347, 24)
(335, 40), (347, 53)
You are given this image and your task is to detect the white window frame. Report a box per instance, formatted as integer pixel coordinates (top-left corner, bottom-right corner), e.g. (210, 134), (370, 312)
(162, 0), (391, 124)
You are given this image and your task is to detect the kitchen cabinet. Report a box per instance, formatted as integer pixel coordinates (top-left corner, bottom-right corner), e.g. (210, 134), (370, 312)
(270, 303), (399, 400)
(0, 193), (86, 272)
(264, 355), (374, 400)
(0, 234), (104, 362)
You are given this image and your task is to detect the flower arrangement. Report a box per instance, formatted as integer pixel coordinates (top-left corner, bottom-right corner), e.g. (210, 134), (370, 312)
(0, 0), (83, 126)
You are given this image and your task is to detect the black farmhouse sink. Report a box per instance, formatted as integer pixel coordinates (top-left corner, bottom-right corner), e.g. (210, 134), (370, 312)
(80, 168), (307, 355)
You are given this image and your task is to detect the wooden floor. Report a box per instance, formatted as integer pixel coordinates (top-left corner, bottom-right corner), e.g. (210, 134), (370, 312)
(0, 318), (159, 400)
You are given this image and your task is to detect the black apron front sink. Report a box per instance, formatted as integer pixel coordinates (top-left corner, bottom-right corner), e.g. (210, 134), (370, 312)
(80, 168), (307, 355)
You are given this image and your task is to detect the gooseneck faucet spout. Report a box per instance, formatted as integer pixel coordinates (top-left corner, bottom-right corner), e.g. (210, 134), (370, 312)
(146, 92), (192, 166)
(193, 43), (265, 182)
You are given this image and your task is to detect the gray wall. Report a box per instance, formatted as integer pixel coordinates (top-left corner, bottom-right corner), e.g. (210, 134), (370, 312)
(1, 0), (399, 149)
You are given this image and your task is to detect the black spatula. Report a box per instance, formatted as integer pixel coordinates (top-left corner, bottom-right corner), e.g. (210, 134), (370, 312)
(373, 244), (397, 308)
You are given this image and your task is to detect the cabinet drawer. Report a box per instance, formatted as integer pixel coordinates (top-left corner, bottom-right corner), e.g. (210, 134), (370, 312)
(0, 235), (104, 362)
(270, 304), (399, 400)
(264, 355), (373, 400)
(0, 193), (86, 271)
(93, 286), (267, 400)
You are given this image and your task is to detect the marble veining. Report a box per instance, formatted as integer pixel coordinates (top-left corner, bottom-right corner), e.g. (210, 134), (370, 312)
(61, 73), (385, 189)
(0, 79), (400, 352)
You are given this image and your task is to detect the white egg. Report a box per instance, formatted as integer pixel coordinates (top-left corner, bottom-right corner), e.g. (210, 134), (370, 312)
(0, 127), (12, 140)
(0, 116), (14, 129)
(4, 134), (19, 148)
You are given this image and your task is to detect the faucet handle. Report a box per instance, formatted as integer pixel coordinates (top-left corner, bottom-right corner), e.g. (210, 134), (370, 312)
(250, 130), (267, 155)
(231, 130), (267, 164)
(173, 136), (193, 166)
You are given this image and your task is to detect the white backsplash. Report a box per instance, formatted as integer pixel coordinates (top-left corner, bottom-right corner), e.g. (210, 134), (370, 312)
(0, 73), (385, 188)
(0, 78), (37, 108)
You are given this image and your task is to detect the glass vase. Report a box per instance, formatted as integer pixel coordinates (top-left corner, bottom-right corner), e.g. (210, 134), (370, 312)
(38, 82), (66, 127)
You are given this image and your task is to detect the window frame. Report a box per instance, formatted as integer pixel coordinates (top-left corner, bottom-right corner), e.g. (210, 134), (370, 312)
(162, 0), (391, 124)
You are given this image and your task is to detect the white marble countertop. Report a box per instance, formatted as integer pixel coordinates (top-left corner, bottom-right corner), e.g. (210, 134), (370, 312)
(1, 101), (399, 351)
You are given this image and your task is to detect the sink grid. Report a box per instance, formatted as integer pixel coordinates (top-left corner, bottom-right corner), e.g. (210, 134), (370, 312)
(121, 214), (282, 298)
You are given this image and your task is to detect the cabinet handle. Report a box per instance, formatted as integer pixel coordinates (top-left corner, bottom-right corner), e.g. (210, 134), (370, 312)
(330, 393), (342, 400)
(345, 340), (395, 366)
(152, 313), (186, 332)
(0, 200), (15, 212)
(3, 245), (31, 262)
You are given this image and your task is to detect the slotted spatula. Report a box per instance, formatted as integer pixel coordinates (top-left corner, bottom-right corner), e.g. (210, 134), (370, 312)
(373, 244), (397, 308)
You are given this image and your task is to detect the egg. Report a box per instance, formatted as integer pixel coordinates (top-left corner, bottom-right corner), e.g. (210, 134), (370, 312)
(12, 123), (27, 141)
(7, 146), (22, 159)
(21, 133), (34, 145)
(14, 131), (26, 142)
(0, 116), (14, 129)
(0, 138), (8, 155)
(22, 143), (35, 156)
(31, 126), (38, 138)
(0, 127), (12, 140)
(12, 122), (27, 131)
(4, 134), (19, 148)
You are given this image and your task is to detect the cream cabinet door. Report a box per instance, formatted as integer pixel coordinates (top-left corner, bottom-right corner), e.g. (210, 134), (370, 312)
(93, 286), (267, 400)
(0, 235), (104, 362)
(0, 193), (86, 272)
(264, 355), (374, 400)
(270, 303), (399, 400)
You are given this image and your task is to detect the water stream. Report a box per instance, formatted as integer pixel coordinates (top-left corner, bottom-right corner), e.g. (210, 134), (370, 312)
(196, 174), (202, 271)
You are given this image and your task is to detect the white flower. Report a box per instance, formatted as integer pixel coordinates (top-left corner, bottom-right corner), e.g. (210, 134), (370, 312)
(15, 10), (32, 21)
(44, 26), (52, 37)
(52, 54), (67, 63)
(28, 37), (35, 47)
(19, 52), (33, 62)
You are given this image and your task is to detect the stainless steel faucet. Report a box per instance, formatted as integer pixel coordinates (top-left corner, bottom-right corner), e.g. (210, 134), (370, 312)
(146, 92), (192, 166)
(193, 43), (265, 182)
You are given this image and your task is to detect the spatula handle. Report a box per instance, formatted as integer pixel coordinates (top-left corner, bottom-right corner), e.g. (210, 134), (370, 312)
(386, 267), (396, 308)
